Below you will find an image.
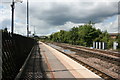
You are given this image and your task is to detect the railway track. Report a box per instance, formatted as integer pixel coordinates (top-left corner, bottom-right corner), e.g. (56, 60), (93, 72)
(53, 42), (119, 57)
(46, 42), (119, 80)
(52, 42), (120, 63)
(76, 46), (120, 57)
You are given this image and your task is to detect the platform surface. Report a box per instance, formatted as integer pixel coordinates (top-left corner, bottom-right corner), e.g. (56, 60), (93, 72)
(39, 41), (103, 80)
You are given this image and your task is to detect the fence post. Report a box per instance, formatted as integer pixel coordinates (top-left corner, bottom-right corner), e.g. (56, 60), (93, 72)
(99, 42), (101, 49)
(93, 42), (95, 49)
(113, 42), (118, 50)
(102, 42), (105, 50)
(96, 42), (98, 49)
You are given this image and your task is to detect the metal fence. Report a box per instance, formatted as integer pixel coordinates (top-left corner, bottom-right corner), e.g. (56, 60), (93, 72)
(2, 31), (36, 80)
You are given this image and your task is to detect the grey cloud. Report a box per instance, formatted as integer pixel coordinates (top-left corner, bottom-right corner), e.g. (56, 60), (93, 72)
(28, 2), (118, 26)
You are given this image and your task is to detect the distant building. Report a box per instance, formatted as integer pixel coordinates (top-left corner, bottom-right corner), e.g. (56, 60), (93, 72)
(39, 36), (48, 39)
(109, 33), (120, 39)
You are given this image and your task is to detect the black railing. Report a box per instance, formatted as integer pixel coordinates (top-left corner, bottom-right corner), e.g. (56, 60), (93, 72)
(2, 31), (36, 80)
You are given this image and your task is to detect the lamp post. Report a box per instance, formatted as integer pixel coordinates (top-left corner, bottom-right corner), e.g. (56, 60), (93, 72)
(11, 0), (15, 35)
(27, 0), (29, 37)
(11, 0), (22, 35)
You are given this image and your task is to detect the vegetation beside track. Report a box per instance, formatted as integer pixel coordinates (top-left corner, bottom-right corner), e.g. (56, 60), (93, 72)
(39, 22), (120, 50)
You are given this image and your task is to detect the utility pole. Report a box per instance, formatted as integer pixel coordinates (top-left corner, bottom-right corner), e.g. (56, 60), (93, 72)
(27, 0), (29, 37)
(34, 26), (35, 35)
(11, 0), (22, 35)
(11, 0), (15, 35)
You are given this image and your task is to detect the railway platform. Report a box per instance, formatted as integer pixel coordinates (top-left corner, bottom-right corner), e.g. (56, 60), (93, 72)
(16, 41), (103, 80)
(39, 42), (103, 80)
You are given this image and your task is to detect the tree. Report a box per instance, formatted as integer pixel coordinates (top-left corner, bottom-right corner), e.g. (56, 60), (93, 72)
(48, 21), (113, 48)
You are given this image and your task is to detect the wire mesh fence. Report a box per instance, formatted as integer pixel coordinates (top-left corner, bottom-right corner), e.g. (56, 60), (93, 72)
(2, 31), (36, 80)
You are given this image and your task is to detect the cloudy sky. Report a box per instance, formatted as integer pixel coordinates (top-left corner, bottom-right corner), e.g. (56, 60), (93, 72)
(0, 0), (119, 36)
